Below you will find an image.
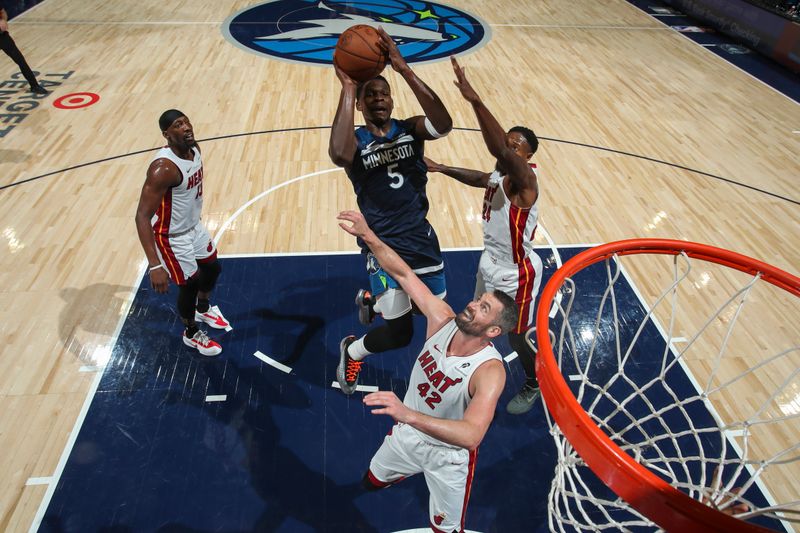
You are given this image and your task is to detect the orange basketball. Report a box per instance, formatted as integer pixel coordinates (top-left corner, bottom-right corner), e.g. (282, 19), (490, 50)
(334, 25), (388, 83)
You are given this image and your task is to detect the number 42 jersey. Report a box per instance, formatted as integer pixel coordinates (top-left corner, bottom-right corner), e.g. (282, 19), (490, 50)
(403, 320), (503, 448)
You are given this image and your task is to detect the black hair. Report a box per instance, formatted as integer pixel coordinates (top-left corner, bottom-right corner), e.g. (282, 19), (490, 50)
(509, 125), (538, 155)
(356, 75), (389, 100)
(159, 109), (186, 132)
(492, 290), (520, 334)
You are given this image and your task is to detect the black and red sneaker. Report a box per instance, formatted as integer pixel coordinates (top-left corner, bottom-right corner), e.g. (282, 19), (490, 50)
(355, 289), (376, 325)
(337, 335), (363, 395)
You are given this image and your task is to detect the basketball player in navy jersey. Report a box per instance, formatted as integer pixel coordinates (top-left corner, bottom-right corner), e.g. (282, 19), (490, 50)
(425, 58), (543, 415)
(338, 209), (517, 533)
(329, 27), (453, 394)
(135, 110), (231, 356)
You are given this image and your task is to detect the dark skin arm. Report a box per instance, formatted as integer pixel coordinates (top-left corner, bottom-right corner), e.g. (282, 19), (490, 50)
(0, 8), (8, 33)
(377, 27), (452, 140)
(134, 159), (181, 293)
(424, 156), (491, 189)
(328, 61), (359, 169)
(451, 57), (538, 205)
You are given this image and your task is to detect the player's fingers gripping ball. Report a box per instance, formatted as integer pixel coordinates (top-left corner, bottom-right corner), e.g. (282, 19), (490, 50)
(334, 25), (388, 82)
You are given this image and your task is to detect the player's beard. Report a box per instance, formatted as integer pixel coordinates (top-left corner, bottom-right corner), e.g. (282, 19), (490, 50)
(455, 309), (483, 337)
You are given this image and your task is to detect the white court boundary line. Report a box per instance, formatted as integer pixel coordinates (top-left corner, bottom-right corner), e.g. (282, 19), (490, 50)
(30, 166), (578, 531)
(616, 256), (787, 531)
(29, 262), (147, 533)
(633, 3), (800, 105)
(215, 167), (567, 314)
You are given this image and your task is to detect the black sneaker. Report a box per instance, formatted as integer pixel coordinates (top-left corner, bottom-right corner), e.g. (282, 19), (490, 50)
(337, 335), (362, 395)
(355, 289), (376, 325)
(30, 85), (49, 95)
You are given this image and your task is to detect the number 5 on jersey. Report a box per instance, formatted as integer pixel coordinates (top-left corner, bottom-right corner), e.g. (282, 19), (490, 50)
(388, 163), (404, 189)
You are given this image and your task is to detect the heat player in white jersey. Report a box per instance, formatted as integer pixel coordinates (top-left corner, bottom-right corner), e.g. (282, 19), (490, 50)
(135, 110), (231, 357)
(338, 210), (518, 533)
(425, 57), (544, 416)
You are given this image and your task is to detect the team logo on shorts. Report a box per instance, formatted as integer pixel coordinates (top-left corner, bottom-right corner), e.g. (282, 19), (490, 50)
(222, 0), (490, 66)
(366, 252), (381, 275)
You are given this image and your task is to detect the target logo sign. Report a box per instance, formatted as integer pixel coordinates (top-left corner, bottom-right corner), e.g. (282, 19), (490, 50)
(53, 92), (100, 109)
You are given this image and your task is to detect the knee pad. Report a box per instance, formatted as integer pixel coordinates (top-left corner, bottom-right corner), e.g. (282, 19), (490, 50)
(177, 277), (200, 320)
(197, 259), (221, 292)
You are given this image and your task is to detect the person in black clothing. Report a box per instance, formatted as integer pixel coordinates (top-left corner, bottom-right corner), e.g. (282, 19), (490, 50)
(0, 3), (48, 94)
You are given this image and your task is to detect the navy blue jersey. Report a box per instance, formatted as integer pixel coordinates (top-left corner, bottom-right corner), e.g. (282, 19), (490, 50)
(346, 118), (443, 272)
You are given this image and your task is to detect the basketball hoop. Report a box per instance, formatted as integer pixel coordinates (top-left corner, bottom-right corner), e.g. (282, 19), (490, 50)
(530, 239), (800, 532)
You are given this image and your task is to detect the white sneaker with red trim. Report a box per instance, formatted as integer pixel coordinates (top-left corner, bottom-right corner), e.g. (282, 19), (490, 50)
(183, 329), (222, 356)
(195, 305), (231, 330)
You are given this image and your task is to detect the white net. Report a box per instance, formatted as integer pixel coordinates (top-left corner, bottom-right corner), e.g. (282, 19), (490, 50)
(529, 248), (800, 532)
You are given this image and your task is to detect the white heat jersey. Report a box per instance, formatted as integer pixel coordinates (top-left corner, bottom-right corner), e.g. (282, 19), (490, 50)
(481, 165), (539, 264)
(150, 146), (204, 235)
(403, 320), (502, 448)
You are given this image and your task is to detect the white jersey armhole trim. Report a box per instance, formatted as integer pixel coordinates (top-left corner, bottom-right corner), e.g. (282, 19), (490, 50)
(424, 116), (448, 139)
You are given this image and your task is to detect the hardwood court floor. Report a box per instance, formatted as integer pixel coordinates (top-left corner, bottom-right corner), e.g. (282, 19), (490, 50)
(0, 0), (797, 530)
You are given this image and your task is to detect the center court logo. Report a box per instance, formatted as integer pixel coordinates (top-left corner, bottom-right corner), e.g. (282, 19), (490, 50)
(222, 0), (490, 66)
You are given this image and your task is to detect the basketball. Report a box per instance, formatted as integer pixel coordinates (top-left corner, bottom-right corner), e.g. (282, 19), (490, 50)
(334, 25), (388, 82)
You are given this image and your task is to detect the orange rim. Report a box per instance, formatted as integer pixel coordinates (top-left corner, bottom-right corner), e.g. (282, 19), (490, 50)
(536, 239), (800, 532)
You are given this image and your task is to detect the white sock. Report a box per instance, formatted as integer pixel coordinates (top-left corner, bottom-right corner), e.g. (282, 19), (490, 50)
(348, 336), (372, 361)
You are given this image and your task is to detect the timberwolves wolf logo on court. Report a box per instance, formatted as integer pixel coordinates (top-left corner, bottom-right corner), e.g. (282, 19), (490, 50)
(222, 0), (490, 65)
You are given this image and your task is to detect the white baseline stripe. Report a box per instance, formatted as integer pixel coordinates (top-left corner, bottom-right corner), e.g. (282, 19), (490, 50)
(254, 351), (292, 373)
(638, 5), (799, 106)
(331, 382), (379, 393)
(205, 395), (227, 402)
(26, 477), (52, 486)
(29, 262), (145, 533)
(217, 243), (597, 260)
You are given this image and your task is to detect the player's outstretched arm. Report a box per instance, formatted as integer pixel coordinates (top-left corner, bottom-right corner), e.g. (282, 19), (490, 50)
(134, 160), (179, 294)
(338, 210), (453, 332)
(377, 27), (452, 141)
(328, 62), (358, 168)
(424, 156), (491, 189)
(451, 57), (532, 183)
(363, 359), (505, 450)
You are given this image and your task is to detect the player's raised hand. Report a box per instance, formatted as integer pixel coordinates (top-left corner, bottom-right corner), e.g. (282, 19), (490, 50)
(451, 57), (480, 104)
(337, 210), (372, 238)
(377, 26), (409, 73)
(364, 391), (414, 423)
